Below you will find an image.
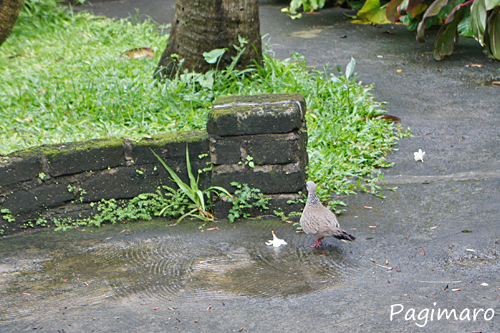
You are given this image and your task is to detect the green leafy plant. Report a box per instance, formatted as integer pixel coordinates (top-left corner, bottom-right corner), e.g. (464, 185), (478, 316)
(282, 0), (327, 19)
(386, 0), (500, 60)
(273, 208), (303, 221)
(226, 182), (271, 222)
(351, 0), (392, 24)
(1, 208), (15, 222)
(30, 185), (190, 231)
(327, 200), (347, 215)
(87, 186), (190, 227)
(151, 145), (232, 224)
(273, 192), (305, 221)
(238, 155), (255, 168)
(178, 35), (254, 92)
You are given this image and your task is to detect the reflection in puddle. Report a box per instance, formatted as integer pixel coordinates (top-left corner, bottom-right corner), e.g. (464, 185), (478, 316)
(189, 243), (348, 298)
(0, 220), (357, 324)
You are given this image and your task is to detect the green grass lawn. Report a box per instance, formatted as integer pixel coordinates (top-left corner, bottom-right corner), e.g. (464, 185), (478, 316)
(0, 0), (409, 199)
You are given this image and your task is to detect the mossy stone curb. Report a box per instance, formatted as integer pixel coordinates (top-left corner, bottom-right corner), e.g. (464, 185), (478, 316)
(207, 94), (306, 136)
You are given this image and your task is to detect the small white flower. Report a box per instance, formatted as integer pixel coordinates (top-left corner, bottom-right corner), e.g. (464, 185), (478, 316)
(414, 149), (425, 162)
(265, 231), (287, 247)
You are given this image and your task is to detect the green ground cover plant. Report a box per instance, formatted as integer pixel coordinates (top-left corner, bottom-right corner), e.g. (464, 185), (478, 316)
(225, 182), (271, 222)
(0, 0), (409, 229)
(151, 146), (232, 224)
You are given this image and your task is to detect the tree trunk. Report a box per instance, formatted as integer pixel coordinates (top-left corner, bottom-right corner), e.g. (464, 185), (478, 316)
(155, 0), (261, 79)
(0, 0), (24, 47)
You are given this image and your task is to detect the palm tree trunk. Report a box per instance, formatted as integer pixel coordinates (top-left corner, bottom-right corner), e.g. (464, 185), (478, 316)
(0, 0), (24, 47)
(155, 0), (261, 78)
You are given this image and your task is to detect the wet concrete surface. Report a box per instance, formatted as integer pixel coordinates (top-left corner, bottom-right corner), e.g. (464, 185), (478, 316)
(2, 1), (500, 332)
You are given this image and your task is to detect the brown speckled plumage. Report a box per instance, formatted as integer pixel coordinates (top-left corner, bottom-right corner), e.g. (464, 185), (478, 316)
(300, 181), (355, 248)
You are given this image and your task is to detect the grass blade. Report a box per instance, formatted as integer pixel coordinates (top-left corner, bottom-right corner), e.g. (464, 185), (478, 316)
(151, 149), (196, 203)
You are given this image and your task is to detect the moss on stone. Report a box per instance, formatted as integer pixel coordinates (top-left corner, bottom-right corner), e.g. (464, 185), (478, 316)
(215, 93), (305, 106)
(136, 130), (208, 148)
(7, 131), (208, 161)
(209, 106), (245, 121)
(41, 138), (125, 157)
(7, 146), (41, 160)
(7, 137), (125, 160)
(210, 94), (306, 122)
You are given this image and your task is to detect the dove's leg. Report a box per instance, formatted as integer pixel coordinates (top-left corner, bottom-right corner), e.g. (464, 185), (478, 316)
(311, 237), (324, 248)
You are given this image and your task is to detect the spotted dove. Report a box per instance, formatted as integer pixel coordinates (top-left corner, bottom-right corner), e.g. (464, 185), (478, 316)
(300, 181), (355, 248)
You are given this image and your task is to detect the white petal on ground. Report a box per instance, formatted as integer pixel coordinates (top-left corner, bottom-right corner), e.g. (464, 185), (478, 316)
(265, 231), (287, 247)
(414, 149), (425, 162)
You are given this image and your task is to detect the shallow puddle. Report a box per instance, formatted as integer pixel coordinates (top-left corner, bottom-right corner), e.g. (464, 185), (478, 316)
(0, 219), (358, 324)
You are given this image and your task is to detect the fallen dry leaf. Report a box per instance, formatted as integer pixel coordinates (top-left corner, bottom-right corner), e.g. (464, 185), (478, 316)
(361, 114), (401, 122)
(396, 69), (402, 73)
(396, 269), (401, 272)
(8, 52), (31, 58)
(19, 115), (33, 123)
(119, 47), (155, 60)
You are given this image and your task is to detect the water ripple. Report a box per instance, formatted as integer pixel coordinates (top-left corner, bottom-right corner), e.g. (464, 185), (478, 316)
(0, 219), (359, 326)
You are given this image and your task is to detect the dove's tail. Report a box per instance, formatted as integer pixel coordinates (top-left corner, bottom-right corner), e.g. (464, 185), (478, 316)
(333, 229), (356, 242)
